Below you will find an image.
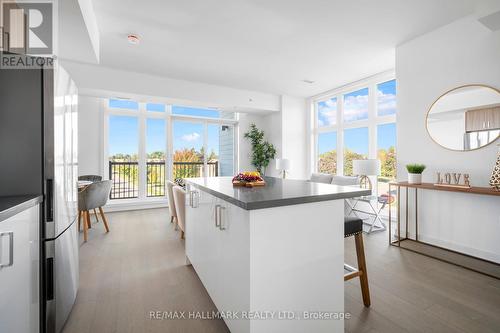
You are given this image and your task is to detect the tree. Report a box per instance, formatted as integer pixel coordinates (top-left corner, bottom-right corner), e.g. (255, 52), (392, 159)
(173, 148), (202, 162)
(207, 149), (218, 162)
(378, 146), (396, 179)
(318, 150), (337, 174)
(343, 150), (366, 176)
(148, 151), (165, 160)
(243, 124), (276, 174)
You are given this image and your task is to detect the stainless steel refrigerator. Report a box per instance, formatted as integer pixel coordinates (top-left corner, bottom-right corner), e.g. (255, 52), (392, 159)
(0, 53), (79, 333)
(43, 64), (79, 333)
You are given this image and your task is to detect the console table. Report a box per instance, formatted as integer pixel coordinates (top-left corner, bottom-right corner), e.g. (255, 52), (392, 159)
(389, 181), (500, 279)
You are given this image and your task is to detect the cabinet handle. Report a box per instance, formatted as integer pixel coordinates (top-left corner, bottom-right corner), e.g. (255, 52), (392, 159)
(219, 206), (226, 230)
(215, 205), (221, 228)
(192, 192), (199, 208)
(0, 231), (14, 268)
(189, 191), (195, 207)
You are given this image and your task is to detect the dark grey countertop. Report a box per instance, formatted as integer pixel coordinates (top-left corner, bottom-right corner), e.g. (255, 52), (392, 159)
(185, 176), (371, 210)
(0, 195), (43, 222)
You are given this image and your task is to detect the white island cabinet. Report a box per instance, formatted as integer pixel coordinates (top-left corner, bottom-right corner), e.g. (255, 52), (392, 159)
(185, 177), (370, 333)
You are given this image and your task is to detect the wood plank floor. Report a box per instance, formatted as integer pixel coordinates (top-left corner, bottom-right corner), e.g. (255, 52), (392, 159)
(62, 208), (500, 333)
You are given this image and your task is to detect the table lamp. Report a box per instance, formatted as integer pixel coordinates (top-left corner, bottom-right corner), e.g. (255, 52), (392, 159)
(276, 158), (290, 179)
(353, 159), (381, 190)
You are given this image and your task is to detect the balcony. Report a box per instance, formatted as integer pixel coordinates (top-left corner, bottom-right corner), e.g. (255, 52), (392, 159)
(109, 161), (218, 199)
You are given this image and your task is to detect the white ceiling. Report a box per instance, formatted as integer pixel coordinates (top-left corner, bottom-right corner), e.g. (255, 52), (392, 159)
(87, 0), (492, 97)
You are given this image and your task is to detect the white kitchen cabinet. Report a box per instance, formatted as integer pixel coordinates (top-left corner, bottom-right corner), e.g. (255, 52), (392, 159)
(215, 197), (250, 333)
(0, 204), (40, 333)
(186, 186), (250, 333)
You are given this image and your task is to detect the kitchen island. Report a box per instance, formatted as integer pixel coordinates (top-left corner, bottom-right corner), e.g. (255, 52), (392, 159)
(184, 177), (370, 333)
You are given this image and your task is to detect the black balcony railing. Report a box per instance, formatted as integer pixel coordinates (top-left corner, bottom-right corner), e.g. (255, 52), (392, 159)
(147, 162), (166, 197)
(109, 161), (218, 199)
(109, 161), (139, 199)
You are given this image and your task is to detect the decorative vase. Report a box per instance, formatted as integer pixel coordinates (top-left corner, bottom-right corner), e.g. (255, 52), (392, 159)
(408, 173), (422, 184)
(490, 146), (500, 191)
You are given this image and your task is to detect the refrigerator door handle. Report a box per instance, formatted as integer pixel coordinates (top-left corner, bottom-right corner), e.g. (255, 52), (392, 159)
(46, 257), (54, 300)
(0, 231), (14, 268)
(45, 178), (54, 222)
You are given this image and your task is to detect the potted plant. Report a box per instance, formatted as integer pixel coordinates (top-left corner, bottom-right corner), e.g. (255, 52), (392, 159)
(244, 124), (277, 175)
(406, 164), (426, 184)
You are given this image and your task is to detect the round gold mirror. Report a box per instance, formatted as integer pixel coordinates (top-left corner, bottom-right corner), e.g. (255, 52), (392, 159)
(426, 85), (500, 151)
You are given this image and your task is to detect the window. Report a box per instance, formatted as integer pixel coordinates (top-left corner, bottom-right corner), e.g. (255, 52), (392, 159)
(377, 80), (397, 116)
(312, 72), (397, 197)
(108, 115), (139, 199)
(317, 97), (337, 127)
(172, 120), (205, 179)
(317, 131), (337, 174)
(343, 88), (369, 122)
(146, 103), (166, 112)
(105, 101), (237, 201)
(344, 127), (368, 176)
(146, 118), (166, 197)
(377, 123), (396, 196)
(109, 99), (138, 110)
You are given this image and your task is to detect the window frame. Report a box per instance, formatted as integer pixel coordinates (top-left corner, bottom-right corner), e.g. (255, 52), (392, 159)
(103, 100), (239, 202)
(311, 71), (396, 183)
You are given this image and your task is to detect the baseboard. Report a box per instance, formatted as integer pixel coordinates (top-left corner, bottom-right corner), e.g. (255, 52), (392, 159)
(104, 199), (168, 212)
(399, 232), (500, 264)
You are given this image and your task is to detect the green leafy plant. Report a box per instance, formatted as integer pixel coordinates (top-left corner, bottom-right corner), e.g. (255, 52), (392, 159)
(406, 164), (426, 174)
(244, 124), (277, 174)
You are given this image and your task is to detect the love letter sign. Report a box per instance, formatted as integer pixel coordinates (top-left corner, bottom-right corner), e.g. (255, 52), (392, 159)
(435, 172), (471, 188)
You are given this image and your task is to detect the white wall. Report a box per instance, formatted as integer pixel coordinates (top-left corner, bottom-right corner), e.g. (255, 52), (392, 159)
(236, 95), (307, 179)
(280, 96), (308, 180)
(237, 113), (268, 172)
(78, 96), (102, 176)
(396, 15), (500, 262)
(262, 111), (282, 178)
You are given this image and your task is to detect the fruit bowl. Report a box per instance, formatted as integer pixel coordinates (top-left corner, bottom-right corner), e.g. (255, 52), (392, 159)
(232, 172), (265, 187)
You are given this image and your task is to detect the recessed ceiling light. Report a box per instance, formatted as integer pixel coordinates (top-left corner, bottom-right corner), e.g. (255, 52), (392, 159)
(127, 34), (140, 45)
(302, 79), (315, 84)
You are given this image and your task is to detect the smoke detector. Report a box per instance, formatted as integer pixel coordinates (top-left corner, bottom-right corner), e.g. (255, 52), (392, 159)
(127, 34), (140, 45)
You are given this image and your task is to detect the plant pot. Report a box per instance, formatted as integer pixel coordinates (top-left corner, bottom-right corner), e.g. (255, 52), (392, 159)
(408, 173), (422, 184)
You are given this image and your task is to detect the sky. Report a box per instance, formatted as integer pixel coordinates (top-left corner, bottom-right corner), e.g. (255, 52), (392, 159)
(109, 115), (138, 155)
(108, 100), (223, 156)
(377, 123), (396, 150)
(318, 131), (337, 154)
(344, 127), (369, 155)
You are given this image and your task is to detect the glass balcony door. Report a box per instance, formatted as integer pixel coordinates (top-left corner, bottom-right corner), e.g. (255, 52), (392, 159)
(146, 118), (166, 197)
(172, 120), (235, 180)
(172, 120), (206, 179)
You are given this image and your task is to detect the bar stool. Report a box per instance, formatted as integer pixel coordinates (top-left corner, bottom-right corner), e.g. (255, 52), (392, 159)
(344, 216), (371, 307)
